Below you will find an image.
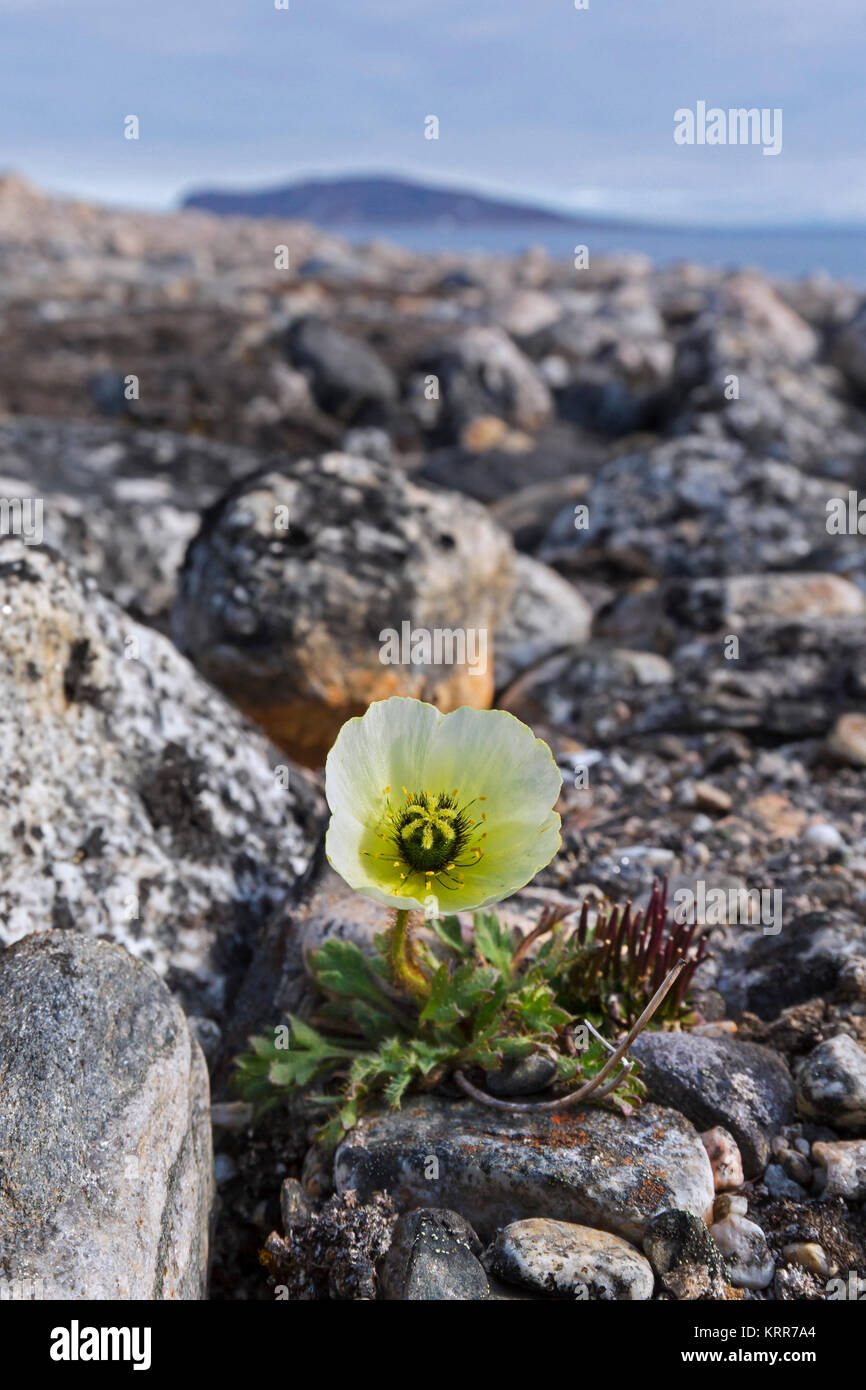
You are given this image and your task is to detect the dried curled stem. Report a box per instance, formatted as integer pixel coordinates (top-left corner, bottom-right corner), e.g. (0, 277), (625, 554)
(453, 958), (685, 1113)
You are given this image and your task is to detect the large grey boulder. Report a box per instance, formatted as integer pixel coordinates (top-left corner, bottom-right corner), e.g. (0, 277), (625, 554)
(173, 452), (515, 766)
(0, 932), (214, 1299)
(0, 540), (321, 1017)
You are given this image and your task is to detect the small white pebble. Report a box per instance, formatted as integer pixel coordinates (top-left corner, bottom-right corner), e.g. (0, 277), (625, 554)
(804, 823), (844, 851)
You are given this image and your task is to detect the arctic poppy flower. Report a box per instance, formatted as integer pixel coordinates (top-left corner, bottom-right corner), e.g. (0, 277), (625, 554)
(324, 696), (561, 916)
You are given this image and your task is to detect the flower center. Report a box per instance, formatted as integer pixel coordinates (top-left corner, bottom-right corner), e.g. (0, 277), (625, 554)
(366, 785), (488, 896)
(396, 793), (466, 873)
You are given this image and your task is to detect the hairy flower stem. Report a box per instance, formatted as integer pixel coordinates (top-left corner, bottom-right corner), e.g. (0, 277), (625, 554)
(389, 909), (429, 1001)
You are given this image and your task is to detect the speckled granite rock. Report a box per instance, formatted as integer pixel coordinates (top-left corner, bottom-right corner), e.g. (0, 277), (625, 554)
(631, 1032), (795, 1177)
(0, 932), (214, 1299)
(486, 1218), (654, 1300)
(334, 1095), (715, 1243)
(173, 453), (515, 766)
(0, 540), (321, 1016)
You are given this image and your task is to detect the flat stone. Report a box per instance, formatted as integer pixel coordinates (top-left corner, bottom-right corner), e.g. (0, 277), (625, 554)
(796, 1034), (866, 1132)
(0, 932), (213, 1299)
(334, 1096), (715, 1244)
(487, 1218), (654, 1300)
(631, 1032), (794, 1177)
(781, 1243), (834, 1278)
(378, 1208), (489, 1301)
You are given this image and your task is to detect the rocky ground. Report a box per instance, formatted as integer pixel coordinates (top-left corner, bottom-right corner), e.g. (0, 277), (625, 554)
(1, 173), (866, 1300)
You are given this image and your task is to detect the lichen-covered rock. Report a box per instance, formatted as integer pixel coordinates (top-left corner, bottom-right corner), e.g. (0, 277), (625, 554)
(666, 275), (866, 471)
(0, 540), (321, 1016)
(334, 1096), (715, 1244)
(486, 1218), (654, 1300)
(631, 1032), (794, 1178)
(0, 932), (214, 1299)
(173, 452), (515, 765)
(796, 1035), (866, 1132)
(642, 1209), (729, 1300)
(378, 1209), (489, 1301)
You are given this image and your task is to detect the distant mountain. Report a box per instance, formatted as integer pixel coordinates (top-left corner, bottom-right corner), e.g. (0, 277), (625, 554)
(181, 174), (582, 226)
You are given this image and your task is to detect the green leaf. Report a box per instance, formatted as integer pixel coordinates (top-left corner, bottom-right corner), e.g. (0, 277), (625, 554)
(429, 915), (469, 957)
(497, 1035), (539, 1060)
(310, 938), (393, 1006)
(420, 962), (500, 1027)
(472, 911), (516, 977)
(316, 997), (399, 1044)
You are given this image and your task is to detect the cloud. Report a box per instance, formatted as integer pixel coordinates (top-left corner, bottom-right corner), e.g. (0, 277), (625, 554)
(1, 0), (863, 222)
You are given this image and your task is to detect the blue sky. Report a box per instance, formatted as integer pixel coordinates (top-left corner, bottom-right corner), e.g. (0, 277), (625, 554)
(1, 0), (863, 224)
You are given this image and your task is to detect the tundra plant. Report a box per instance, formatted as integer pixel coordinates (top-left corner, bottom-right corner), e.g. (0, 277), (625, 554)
(236, 697), (695, 1145)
